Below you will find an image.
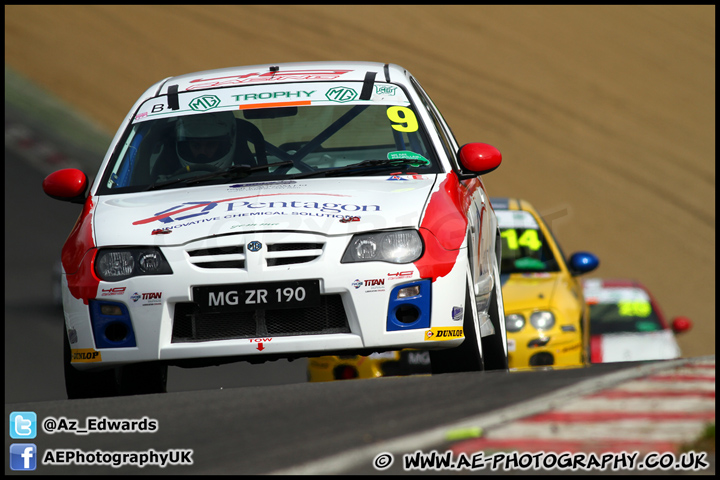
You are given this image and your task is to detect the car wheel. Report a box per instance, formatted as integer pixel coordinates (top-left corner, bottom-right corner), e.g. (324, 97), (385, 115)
(63, 329), (119, 399)
(116, 362), (168, 396)
(430, 264), (484, 374)
(480, 267), (509, 371)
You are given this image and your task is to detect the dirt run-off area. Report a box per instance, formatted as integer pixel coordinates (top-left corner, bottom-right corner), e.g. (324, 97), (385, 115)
(5, 5), (715, 357)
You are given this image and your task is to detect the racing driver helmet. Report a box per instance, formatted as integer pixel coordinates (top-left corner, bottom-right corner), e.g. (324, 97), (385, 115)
(176, 112), (237, 170)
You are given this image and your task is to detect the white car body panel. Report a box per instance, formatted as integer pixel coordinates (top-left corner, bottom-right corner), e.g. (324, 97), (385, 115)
(594, 330), (682, 362)
(93, 177), (437, 246)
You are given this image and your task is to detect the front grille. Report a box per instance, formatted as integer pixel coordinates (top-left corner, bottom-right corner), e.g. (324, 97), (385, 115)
(171, 294), (349, 343)
(189, 246), (245, 256)
(187, 245), (245, 270)
(267, 243), (323, 252)
(265, 242), (324, 267)
(185, 242), (324, 270)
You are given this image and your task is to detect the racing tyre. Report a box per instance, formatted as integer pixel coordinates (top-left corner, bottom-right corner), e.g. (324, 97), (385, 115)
(480, 281), (509, 370)
(430, 265), (484, 374)
(63, 329), (119, 399)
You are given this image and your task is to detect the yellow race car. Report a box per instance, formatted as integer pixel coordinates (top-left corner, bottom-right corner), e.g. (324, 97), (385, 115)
(492, 197), (599, 368)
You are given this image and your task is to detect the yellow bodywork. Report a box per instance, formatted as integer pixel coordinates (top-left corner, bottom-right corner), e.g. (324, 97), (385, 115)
(307, 350), (431, 382)
(499, 199), (590, 369)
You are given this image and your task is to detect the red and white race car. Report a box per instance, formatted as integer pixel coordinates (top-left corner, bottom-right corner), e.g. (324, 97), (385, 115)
(43, 61), (508, 398)
(583, 278), (692, 363)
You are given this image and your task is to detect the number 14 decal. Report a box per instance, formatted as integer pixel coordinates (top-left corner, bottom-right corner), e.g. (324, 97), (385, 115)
(501, 228), (542, 251)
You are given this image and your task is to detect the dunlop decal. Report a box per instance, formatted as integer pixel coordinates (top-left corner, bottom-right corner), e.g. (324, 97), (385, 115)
(71, 348), (102, 363)
(425, 327), (464, 341)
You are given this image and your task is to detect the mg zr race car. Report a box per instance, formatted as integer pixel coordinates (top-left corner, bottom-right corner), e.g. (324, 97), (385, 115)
(493, 197), (599, 369)
(583, 278), (692, 363)
(42, 61), (508, 398)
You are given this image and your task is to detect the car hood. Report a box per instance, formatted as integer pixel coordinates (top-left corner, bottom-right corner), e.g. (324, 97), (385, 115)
(92, 176), (438, 246)
(591, 330), (681, 362)
(500, 272), (562, 311)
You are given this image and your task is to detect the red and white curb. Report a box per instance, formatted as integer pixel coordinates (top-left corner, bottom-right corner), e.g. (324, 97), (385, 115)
(451, 357), (715, 455)
(5, 120), (80, 175)
(274, 356), (714, 474)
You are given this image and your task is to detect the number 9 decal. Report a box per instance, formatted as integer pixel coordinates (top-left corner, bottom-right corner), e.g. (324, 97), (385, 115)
(387, 106), (419, 132)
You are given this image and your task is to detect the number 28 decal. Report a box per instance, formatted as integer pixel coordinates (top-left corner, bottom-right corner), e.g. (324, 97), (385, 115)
(618, 300), (652, 318)
(387, 106), (418, 132)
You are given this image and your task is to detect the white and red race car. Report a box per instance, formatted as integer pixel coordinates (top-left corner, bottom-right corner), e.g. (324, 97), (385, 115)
(43, 61), (508, 398)
(583, 278), (692, 363)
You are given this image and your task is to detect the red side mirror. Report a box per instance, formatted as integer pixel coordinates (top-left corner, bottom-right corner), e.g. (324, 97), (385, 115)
(43, 169), (88, 203)
(671, 316), (692, 334)
(458, 143), (502, 175)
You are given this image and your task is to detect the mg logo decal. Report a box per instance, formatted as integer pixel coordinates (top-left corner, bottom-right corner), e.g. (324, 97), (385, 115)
(189, 95), (221, 111)
(325, 87), (357, 103)
(247, 241), (263, 252)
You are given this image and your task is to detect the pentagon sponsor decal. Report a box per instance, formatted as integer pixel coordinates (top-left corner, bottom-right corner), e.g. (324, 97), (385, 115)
(131, 193), (379, 230)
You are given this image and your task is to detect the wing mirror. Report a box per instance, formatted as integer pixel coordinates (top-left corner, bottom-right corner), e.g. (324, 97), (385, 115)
(671, 316), (692, 334)
(568, 252), (600, 275)
(42, 168), (88, 204)
(457, 143), (502, 178)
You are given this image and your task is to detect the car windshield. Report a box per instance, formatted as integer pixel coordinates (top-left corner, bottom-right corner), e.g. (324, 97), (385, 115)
(585, 286), (663, 334)
(97, 82), (442, 194)
(495, 210), (560, 273)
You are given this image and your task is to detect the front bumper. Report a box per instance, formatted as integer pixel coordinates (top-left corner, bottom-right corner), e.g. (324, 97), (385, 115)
(63, 231), (470, 370)
(506, 330), (584, 368)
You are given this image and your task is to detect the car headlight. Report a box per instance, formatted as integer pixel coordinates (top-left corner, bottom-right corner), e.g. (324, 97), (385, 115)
(341, 230), (423, 264)
(95, 248), (173, 281)
(529, 311), (555, 330)
(505, 313), (525, 332)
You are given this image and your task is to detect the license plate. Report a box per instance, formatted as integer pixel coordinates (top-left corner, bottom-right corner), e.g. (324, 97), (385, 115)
(193, 280), (320, 312)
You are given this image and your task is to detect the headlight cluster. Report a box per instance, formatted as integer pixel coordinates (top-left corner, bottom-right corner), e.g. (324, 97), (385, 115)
(505, 311), (556, 332)
(342, 230), (423, 264)
(95, 248), (173, 281)
(530, 311), (555, 330)
(505, 314), (525, 332)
